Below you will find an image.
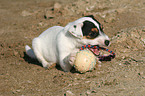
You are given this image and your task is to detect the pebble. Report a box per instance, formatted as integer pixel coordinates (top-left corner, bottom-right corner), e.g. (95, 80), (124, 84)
(13, 50), (18, 56)
(44, 10), (54, 19)
(16, 90), (21, 92)
(27, 80), (32, 83)
(38, 22), (43, 26)
(12, 89), (21, 94)
(21, 10), (32, 16)
(65, 90), (75, 96)
(53, 3), (62, 10)
(86, 90), (91, 95)
(85, 81), (90, 83)
(116, 8), (125, 14)
(119, 63), (122, 65)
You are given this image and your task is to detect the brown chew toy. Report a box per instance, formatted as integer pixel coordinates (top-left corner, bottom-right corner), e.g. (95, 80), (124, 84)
(74, 50), (98, 73)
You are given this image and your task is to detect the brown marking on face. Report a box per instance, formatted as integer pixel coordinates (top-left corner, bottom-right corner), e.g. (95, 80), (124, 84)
(83, 28), (99, 39)
(82, 20), (101, 39)
(83, 36), (91, 39)
(91, 28), (99, 33)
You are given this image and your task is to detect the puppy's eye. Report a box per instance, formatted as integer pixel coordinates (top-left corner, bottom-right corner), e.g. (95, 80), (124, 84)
(87, 28), (99, 39)
(74, 25), (76, 28)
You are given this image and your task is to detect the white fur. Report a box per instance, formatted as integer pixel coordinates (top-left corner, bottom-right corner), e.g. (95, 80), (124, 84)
(25, 17), (109, 71)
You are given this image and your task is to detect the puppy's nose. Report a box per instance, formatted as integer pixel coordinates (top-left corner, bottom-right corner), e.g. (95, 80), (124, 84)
(105, 40), (110, 46)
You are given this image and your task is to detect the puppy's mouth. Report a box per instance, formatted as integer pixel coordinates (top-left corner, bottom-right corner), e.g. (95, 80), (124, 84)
(88, 45), (108, 56)
(89, 48), (100, 56)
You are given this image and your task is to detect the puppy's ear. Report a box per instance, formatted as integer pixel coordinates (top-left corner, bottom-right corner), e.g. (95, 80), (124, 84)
(68, 23), (83, 39)
(85, 15), (94, 18)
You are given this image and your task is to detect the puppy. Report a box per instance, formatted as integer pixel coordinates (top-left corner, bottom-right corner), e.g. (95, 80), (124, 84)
(25, 15), (110, 72)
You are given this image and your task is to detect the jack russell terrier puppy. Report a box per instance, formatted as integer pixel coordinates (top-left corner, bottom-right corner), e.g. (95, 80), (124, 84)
(25, 15), (110, 72)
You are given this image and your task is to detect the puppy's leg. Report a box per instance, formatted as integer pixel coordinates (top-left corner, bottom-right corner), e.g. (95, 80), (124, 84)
(32, 38), (55, 69)
(59, 58), (72, 72)
(34, 50), (50, 68)
(60, 49), (79, 72)
(67, 49), (79, 66)
(59, 54), (73, 72)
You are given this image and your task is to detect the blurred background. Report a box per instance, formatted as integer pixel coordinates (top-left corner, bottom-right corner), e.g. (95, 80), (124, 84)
(0, 0), (145, 95)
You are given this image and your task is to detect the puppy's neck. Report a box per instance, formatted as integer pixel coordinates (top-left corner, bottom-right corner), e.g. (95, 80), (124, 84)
(64, 31), (84, 48)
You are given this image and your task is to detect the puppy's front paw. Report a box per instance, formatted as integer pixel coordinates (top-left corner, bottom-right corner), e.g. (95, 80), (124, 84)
(63, 49), (79, 66)
(68, 50), (79, 66)
(43, 62), (56, 69)
(69, 54), (76, 66)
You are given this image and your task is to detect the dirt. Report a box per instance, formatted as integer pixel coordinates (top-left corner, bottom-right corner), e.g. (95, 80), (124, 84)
(0, 0), (145, 96)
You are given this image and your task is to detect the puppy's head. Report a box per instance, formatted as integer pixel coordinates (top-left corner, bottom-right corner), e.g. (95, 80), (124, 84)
(67, 15), (110, 47)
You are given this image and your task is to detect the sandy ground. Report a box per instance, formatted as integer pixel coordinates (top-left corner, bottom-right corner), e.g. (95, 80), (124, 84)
(0, 0), (145, 95)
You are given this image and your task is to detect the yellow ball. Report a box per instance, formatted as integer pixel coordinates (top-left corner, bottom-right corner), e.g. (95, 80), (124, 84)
(74, 50), (97, 73)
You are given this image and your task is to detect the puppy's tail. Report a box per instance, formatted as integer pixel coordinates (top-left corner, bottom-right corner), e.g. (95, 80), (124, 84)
(25, 45), (36, 59)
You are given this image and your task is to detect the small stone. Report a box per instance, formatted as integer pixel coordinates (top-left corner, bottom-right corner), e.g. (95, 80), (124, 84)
(16, 90), (20, 92)
(85, 81), (90, 83)
(105, 17), (116, 23)
(21, 10), (32, 16)
(54, 3), (62, 10)
(38, 22), (43, 26)
(27, 80), (32, 83)
(142, 77), (145, 79)
(65, 90), (75, 96)
(44, 10), (54, 19)
(86, 90), (91, 95)
(13, 50), (18, 56)
(116, 8), (125, 14)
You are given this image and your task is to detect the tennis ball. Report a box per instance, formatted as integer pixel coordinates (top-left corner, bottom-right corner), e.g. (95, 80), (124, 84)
(74, 50), (97, 73)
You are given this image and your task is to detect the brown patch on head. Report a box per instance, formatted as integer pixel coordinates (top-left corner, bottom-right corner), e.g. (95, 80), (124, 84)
(91, 28), (99, 32)
(82, 20), (101, 39)
(83, 28), (100, 39)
